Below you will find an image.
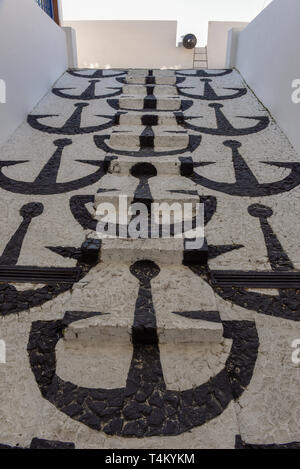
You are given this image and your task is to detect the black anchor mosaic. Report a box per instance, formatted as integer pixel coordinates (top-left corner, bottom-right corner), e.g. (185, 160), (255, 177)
(116, 76), (186, 85)
(107, 98), (194, 113)
(28, 260), (259, 437)
(68, 69), (126, 79)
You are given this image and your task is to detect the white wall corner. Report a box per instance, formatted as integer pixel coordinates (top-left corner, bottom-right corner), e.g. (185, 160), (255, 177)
(63, 27), (78, 69)
(234, 0), (300, 156)
(225, 27), (244, 68)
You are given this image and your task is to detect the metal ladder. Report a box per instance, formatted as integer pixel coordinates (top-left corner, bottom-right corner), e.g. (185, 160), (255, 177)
(193, 47), (208, 69)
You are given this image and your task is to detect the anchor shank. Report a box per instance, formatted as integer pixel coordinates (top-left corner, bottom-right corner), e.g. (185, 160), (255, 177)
(203, 79), (218, 100)
(0, 218), (32, 266)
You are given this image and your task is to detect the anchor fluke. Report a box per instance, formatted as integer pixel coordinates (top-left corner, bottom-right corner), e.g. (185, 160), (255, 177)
(184, 102), (269, 136)
(0, 202), (44, 266)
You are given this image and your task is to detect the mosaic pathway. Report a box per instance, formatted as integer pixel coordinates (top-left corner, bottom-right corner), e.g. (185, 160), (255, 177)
(0, 68), (299, 449)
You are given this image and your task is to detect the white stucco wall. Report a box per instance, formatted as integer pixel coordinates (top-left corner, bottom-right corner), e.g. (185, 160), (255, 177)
(0, 0), (68, 147)
(225, 27), (245, 68)
(207, 21), (248, 69)
(235, 0), (300, 156)
(63, 20), (193, 69)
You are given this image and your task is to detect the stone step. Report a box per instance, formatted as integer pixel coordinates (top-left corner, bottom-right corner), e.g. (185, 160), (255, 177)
(119, 95), (181, 111)
(122, 84), (178, 96)
(108, 125), (188, 151)
(125, 75), (177, 85)
(117, 111), (184, 127)
(64, 262), (220, 345)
